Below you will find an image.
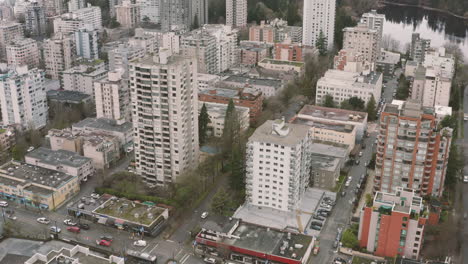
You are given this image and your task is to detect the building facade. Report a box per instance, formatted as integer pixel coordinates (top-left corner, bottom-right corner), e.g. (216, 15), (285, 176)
(24, 1), (46, 36)
(246, 119), (312, 212)
(6, 38), (40, 68)
(249, 21), (275, 43)
(94, 70), (130, 122)
(343, 23), (379, 65)
(53, 16), (85, 34)
(202, 24), (239, 73)
(130, 51), (199, 186)
(226, 0), (247, 28)
(359, 188), (428, 259)
(43, 33), (76, 80)
(116, 0), (141, 28)
(160, 0), (188, 31)
(410, 66), (451, 108)
(0, 66), (48, 130)
(274, 41), (303, 62)
(410, 33), (430, 63)
(422, 47), (455, 79)
(69, 4), (102, 30)
(62, 60), (107, 96)
(75, 24), (99, 60)
(375, 100), (453, 197)
(181, 29), (218, 74)
(198, 101), (249, 137)
(0, 22), (23, 60)
(302, 0), (336, 48)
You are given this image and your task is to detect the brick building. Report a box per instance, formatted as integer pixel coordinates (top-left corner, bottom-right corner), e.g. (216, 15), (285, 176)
(274, 42), (303, 62)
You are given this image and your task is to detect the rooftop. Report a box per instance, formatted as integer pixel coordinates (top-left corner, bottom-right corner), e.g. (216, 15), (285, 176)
(47, 90), (92, 104)
(298, 105), (367, 123)
(199, 86), (261, 99)
(73, 117), (132, 133)
(249, 119), (310, 147)
(199, 102), (249, 118)
(385, 99), (435, 118)
(0, 161), (75, 192)
(319, 69), (382, 87)
(291, 117), (355, 133)
(259, 58), (304, 68)
(26, 147), (91, 168)
(374, 187), (424, 215)
(309, 143), (348, 159)
(310, 154), (341, 172)
(201, 215), (239, 234)
(223, 75), (283, 89)
(25, 245), (124, 264)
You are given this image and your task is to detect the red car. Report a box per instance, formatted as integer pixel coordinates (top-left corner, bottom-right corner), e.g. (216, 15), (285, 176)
(66, 226), (80, 233)
(96, 239), (111, 247)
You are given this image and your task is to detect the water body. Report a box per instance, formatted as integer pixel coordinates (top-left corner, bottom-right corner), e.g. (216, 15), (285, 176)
(379, 4), (468, 60)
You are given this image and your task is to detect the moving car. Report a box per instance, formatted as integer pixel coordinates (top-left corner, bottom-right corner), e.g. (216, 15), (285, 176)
(134, 240), (147, 247)
(358, 151), (363, 157)
(66, 226), (80, 233)
(27, 146), (35, 152)
(63, 219), (77, 226)
(355, 160), (360, 165)
(90, 193), (100, 199)
(37, 217), (50, 224)
(50, 226), (61, 233)
(201, 212), (209, 219)
(0, 201), (8, 207)
(345, 180), (351, 187)
(78, 223), (90, 230)
(203, 257), (216, 264)
(464, 175), (468, 183)
(100, 235), (113, 242)
(96, 239), (111, 247)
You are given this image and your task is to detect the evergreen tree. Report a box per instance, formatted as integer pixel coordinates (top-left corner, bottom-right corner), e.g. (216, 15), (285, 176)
(198, 103), (210, 145)
(222, 99), (240, 155)
(316, 30), (328, 56)
(322, 94), (335, 108)
(366, 95), (377, 121)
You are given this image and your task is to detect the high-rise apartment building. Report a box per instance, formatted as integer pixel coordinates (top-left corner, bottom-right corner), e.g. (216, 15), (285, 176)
(43, 0), (67, 16)
(410, 33), (430, 63)
(361, 9), (385, 57)
(109, 0), (123, 17)
(0, 65), (48, 130)
(94, 70), (130, 122)
(302, 0), (336, 48)
(75, 24), (99, 59)
(116, 0), (141, 28)
(180, 30), (218, 74)
(359, 188), (428, 259)
(410, 66), (451, 108)
(189, 0), (208, 27)
(69, 4), (102, 30)
(6, 38), (40, 68)
(24, 1), (47, 36)
(0, 5), (15, 21)
(0, 22), (23, 60)
(43, 33), (76, 80)
(375, 100), (453, 197)
(67, 0), (86, 12)
(226, 0), (247, 28)
(53, 16), (86, 34)
(62, 60), (107, 96)
(201, 24), (239, 72)
(129, 51), (199, 186)
(422, 47), (455, 79)
(249, 21), (275, 43)
(160, 0), (188, 31)
(245, 119), (312, 212)
(108, 43), (146, 76)
(136, 0), (160, 23)
(343, 23), (379, 65)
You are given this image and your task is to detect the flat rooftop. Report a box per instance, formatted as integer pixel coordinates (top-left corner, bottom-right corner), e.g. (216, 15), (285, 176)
(223, 75), (283, 89)
(310, 143), (348, 158)
(320, 69), (382, 87)
(298, 105), (367, 123)
(0, 162), (74, 190)
(249, 120), (310, 147)
(26, 147), (91, 168)
(384, 100), (435, 118)
(93, 196), (166, 226)
(25, 245), (124, 264)
(73, 117), (132, 133)
(260, 58), (304, 67)
(374, 187), (424, 214)
(292, 117), (355, 133)
(310, 154), (341, 172)
(199, 101), (249, 117)
(47, 90), (92, 104)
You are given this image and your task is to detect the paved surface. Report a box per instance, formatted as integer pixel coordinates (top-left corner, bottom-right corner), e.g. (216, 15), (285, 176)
(309, 71), (399, 264)
(460, 85), (468, 264)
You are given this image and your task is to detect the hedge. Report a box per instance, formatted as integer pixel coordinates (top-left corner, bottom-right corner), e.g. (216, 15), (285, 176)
(94, 187), (175, 206)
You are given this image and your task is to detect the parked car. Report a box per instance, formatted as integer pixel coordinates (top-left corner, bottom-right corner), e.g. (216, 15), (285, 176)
(27, 146), (35, 152)
(96, 239), (111, 247)
(37, 217), (50, 224)
(464, 175), (468, 183)
(311, 221), (323, 227)
(50, 226), (61, 233)
(90, 193), (100, 199)
(358, 151), (363, 157)
(78, 223), (90, 230)
(203, 257), (216, 264)
(7, 215), (17, 220)
(100, 235), (113, 242)
(0, 201), (8, 207)
(334, 257), (347, 264)
(355, 159), (360, 165)
(134, 240), (147, 247)
(63, 219), (77, 226)
(201, 212), (209, 219)
(66, 226), (80, 233)
(333, 240), (339, 249)
(345, 180), (351, 187)
(313, 215), (325, 221)
(341, 191), (346, 197)
(310, 225), (321, 231)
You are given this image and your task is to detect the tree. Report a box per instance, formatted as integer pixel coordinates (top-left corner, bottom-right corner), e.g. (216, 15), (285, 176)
(341, 228), (359, 249)
(222, 99), (240, 154)
(341, 96), (365, 111)
(316, 30), (327, 56)
(108, 17), (120, 28)
(142, 16), (150, 23)
(211, 188), (232, 215)
(322, 94), (335, 108)
(334, 7), (357, 49)
(395, 74), (410, 100)
(365, 193), (373, 207)
(366, 95), (377, 121)
(199, 103), (210, 145)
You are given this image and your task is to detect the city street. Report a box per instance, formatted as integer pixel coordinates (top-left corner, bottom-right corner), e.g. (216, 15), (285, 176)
(310, 71), (399, 264)
(460, 85), (468, 264)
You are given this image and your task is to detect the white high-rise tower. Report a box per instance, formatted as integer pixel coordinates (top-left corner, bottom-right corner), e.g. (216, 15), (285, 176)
(302, 0), (336, 49)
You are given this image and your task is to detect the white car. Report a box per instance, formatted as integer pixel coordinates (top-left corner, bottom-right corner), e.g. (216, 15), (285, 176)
(50, 226), (61, 233)
(90, 193), (100, 199)
(345, 180), (351, 187)
(63, 219), (77, 226)
(464, 175), (468, 183)
(203, 258), (216, 264)
(347, 176), (352, 181)
(0, 201), (8, 207)
(201, 212), (209, 219)
(133, 240), (147, 247)
(358, 151), (363, 157)
(27, 146), (35, 152)
(37, 217), (50, 224)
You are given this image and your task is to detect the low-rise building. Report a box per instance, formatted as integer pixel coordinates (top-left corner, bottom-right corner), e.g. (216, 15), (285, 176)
(410, 66), (451, 108)
(422, 47), (454, 79)
(199, 102), (249, 137)
(94, 70), (131, 122)
(25, 245), (124, 264)
(334, 49), (371, 73)
(196, 218), (314, 264)
(310, 153), (342, 191)
(258, 58), (304, 74)
(291, 116), (356, 153)
(5, 38), (40, 68)
(46, 90), (93, 105)
(296, 105), (368, 142)
(239, 41), (272, 65)
(358, 187), (428, 259)
(249, 20), (275, 43)
(67, 193), (169, 236)
(315, 69), (383, 106)
(25, 147), (94, 182)
(198, 73), (221, 90)
(274, 41), (303, 62)
(199, 87), (263, 123)
(0, 126), (15, 153)
(72, 117), (134, 150)
(376, 49), (401, 76)
(221, 75), (283, 98)
(62, 59), (107, 96)
(0, 161), (80, 210)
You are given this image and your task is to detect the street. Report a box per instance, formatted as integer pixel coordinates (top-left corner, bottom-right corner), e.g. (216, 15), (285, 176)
(310, 71), (399, 264)
(460, 85), (468, 264)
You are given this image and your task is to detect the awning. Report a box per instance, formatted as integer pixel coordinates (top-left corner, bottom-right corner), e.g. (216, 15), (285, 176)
(115, 219), (125, 226)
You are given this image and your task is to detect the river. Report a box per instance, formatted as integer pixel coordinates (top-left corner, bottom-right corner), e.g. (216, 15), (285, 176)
(379, 4), (468, 60)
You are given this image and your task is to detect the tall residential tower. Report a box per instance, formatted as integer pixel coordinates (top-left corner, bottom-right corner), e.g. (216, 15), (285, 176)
(226, 0), (247, 28)
(302, 0), (336, 48)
